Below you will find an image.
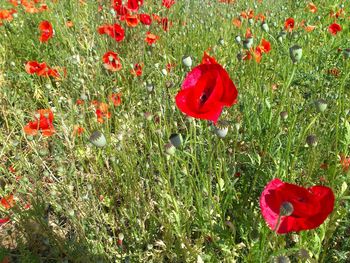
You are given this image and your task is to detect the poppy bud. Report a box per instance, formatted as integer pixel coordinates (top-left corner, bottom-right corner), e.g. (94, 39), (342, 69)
(165, 142), (176, 155)
(214, 120), (229, 138)
(218, 38), (225, 46)
(243, 37), (254, 49)
(343, 48), (350, 59)
(280, 201), (294, 216)
(146, 82), (154, 92)
(280, 31), (287, 39)
(314, 99), (327, 112)
(261, 22), (269, 32)
(289, 45), (302, 63)
(161, 69), (168, 76)
(277, 35), (283, 43)
(248, 18), (254, 25)
(235, 35), (241, 44)
(306, 134), (317, 147)
(89, 131), (107, 147)
(297, 249), (310, 260)
(280, 111), (288, 120)
(169, 133), (183, 148)
(80, 93), (88, 101)
(182, 56), (192, 67)
(144, 112), (153, 121)
(274, 255), (291, 263)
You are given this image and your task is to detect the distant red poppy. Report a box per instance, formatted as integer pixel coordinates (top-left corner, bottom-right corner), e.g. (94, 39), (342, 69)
(284, 17), (295, 32)
(175, 52), (238, 123)
(25, 61), (60, 79)
(113, 3), (129, 16)
(139, 13), (152, 25)
(340, 154), (350, 172)
(109, 93), (122, 106)
(308, 2), (317, 13)
(260, 178), (334, 234)
(245, 28), (252, 38)
(38, 20), (53, 42)
(102, 51), (122, 72)
(95, 102), (111, 123)
(0, 217), (10, 226)
(328, 23), (342, 35)
(162, 0), (175, 9)
(127, 0), (143, 12)
(0, 194), (15, 210)
(160, 17), (171, 31)
(98, 24), (125, 42)
(125, 14), (139, 27)
(0, 8), (16, 25)
(131, 63), (143, 76)
(232, 18), (241, 28)
(145, 32), (159, 45)
(260, 38), (271, 53)
(73, 125), (84, 136)
(24, 109), (55, 136)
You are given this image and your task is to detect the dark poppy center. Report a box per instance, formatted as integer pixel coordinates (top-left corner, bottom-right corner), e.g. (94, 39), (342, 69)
(199, 86), (215, 105)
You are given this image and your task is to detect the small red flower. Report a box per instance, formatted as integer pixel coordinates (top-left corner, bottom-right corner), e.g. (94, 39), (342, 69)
(260, 178), (334, 234)
(95, 102), (111, 123)
(139, 13), (152, 25)
(125, 14), (139, 27)
(25, 61), (47, 74)
(98, 24), (125, 42)
(162, 0), (175, 9)
(340, 154), (350, 172)
(131, 63), (143, 76)
(260, 38), (271, 53)
(0, 194), (15, 210)
(328, 23), (342, 35)
(127, 0), (143, 12)
(284, 17), (295, 32)
(38, 20), (53, 42)
(102, 51), (122, 72)
(73, 125), (84, 136)
(24, 109), (55, 136)
(160, 17), (171, 31)
(109, 93), (122, 106)
(175, 52), (238, 123)
(145, 32), (159, 46)
(308, 2), (317, 13)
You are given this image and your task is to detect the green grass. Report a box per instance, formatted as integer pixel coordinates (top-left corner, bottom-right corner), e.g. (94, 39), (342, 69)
(1, 0), (350, 262)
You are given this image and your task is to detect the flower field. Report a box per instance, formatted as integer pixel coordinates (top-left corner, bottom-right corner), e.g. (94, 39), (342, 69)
(1, 0), (350, 262)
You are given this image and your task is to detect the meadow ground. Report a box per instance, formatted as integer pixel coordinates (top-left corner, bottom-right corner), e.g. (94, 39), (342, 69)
(1, 0), (350, 262)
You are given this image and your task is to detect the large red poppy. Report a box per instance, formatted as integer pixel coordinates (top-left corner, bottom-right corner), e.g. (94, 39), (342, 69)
(162, 0), (175, 9)
(102, 51), (122, 72)
(284, 17), (295, 32)
(38, 20), (53, 42)
(98, 24), (125, 42)
(328, 23), (342, 35)
(175, 52), (238, 123)
(260, 178), (334, 234)
(139, 13), (152, 25)
(145, 32), (159, 46)
(24, 109), (55, 136)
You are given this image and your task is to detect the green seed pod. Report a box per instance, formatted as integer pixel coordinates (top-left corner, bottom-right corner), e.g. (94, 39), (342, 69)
(289, 45), (302, 63)
(89, 131), (107, 147)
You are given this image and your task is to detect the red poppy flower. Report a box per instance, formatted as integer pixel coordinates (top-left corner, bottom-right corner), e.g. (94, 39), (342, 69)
(25, 61), (47, 74)
(102, 51), (122, 72)
(328, 23), (342, 35)
(139, 13), (152, 25)
(127, 0), (143, 12)
(98, 24), (125, 42)
(38, 20), (53, 42)
(145, 32), (159, 46)
(232, 18), (241, 28)
(73, 125), (84, 136)
(260, 178), (335, 234)
(109, 93), (122, 106)
(0, 217), (10, 226)
(95, 102), (111, 123)
(340, 154), (350, 172)
(131, 63), (143, 76)
(1, 194), (15, 210)
(175, 52), (238, 123)
(162, 0), (175, 9)
(160, 17), (171, 31)
(308, 2), (317, 13)
(125, 14), (139, 27)
(259, 38), (271, 53)
(0, 8), (16, 25)
(24, 109), (55, 136)
(284, 17), (295, 32)
(113, 3), (130, 16)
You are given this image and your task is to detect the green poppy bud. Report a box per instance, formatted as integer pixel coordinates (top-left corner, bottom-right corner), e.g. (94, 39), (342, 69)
(169, 133), (183, 148)
(343, 48), (350, 59)
(261, 22), (269, 32)
(182, 56), (192, 67)
(89, 131), (107, 147)
(315, 99), (327, 112)
(243, 37), (254, 49)
(214, 120), (229, 138)
(306, 134), (317, 147)
(235, 35), (241, 44)
(165, 142), (176, 155)
(289, 45), (302, 63)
